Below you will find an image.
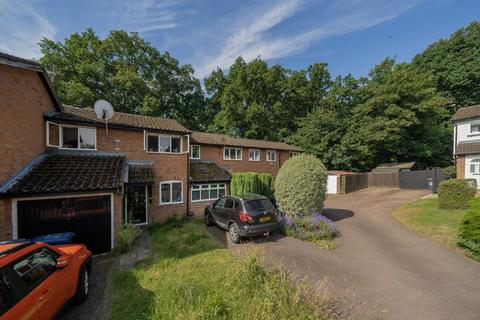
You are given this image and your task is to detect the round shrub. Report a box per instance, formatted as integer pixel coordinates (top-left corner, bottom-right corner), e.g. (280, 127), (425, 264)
(274, 154), (327, 216)
(437, 179), (477, 210)
(457, 200), (480, 257)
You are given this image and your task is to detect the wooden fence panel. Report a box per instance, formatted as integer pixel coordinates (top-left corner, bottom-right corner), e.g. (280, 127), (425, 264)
(368, 172), (400, 188)
(342, 173), (369, 194)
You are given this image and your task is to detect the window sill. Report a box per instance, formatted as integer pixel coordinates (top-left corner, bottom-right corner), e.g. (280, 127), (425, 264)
(467, 133), (480, 137)
(223, 158), (242, 161)
(191, 199), (218, 203)
(147, 151), (183, 155)
(248, 159), (260, 162)
(159, 201), (184, 206)
(190, 157), (201, 160)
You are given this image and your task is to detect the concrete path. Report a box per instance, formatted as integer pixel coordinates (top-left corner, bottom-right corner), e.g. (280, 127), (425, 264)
(209, 188), (480, 320)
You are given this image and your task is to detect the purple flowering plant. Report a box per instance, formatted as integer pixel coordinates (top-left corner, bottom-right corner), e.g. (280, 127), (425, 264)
(280, 211), (336, 242)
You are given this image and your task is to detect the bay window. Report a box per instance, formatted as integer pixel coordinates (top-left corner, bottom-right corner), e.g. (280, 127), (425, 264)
(191, 184), (226, 202)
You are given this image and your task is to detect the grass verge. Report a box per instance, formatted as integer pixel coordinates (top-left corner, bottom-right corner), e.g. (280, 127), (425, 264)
(110, 220), (334, 320)
(393, 198), (480, 262)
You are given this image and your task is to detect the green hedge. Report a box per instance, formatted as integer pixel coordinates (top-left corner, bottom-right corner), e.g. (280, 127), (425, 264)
(457, 199), (480, 257)
(274, 154), (327, 217)
(230, 172), (275, 199)
(437, 179), (477, 210)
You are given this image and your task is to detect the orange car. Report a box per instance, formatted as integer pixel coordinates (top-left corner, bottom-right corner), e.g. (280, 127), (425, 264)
(0, 241), (92, 320)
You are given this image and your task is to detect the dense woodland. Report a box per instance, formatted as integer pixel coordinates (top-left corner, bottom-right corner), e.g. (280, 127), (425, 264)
(39, 21), (480, 172)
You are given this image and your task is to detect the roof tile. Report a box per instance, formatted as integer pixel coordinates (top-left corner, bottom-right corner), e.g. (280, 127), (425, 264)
(190, 161), (231, 183)
(452, 105), (480, 122)
(456, 141), (480, 155)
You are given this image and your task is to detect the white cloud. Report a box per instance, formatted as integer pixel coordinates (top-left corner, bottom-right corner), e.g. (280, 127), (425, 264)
(120, 0), (182, 33)
(194, 0), (424, 78)
(0, 0), (56, 59)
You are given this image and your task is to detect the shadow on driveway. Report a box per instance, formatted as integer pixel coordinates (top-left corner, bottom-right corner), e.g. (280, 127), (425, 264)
(322, 208), (354, 222)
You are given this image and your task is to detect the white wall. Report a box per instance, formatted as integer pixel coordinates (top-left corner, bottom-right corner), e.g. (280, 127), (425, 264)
(465, 155), (480, 189)
(456, 118), (480, 143)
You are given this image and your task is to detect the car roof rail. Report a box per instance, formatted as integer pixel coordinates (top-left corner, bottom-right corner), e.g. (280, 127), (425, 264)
(0, 241), (34, 256)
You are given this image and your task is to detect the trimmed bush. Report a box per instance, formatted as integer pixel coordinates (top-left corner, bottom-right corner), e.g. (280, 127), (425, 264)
(457, 199), (480, 257)
(438, 179), (477, 210)
(274, 154), (328, 217)
(230, 172), (275, 199)
(442, 165), (456, 179)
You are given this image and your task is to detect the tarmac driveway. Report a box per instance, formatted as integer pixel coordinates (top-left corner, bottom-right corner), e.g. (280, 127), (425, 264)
(211, 188), (480, 320)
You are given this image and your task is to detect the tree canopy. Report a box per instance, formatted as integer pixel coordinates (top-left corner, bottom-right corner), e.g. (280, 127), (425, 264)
(39, 29), (207, 130)
(38, 21), (480, 171)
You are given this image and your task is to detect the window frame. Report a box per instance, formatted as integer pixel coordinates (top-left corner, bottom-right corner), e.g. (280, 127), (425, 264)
(470, 159), (480, 175)
(159, 181), (184, 205)
(190, 145), (201, 159)
(46, 121), (97, 150)
(248, 149), (260, 161)
(191, 183), (227, 202)
(223, 147), (242, 161)
(146, 133), (183, 154)
(266, 150), (277, 162)
(470, 123), (480, 134)
(289, 151), (299, 157)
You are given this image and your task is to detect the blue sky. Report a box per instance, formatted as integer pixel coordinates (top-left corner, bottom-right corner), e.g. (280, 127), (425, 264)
(0, 0), (478, 79)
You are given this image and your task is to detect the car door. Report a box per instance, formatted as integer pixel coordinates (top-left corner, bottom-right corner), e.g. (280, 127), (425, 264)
(211, 197), (226, 223)
(231, 200), (242, 222)
(222, 197), (235, 223)
(10, 247), (70, 320)
(0, 269), (39, 320)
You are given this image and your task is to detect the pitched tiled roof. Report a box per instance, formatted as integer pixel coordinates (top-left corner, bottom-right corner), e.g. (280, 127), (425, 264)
(45, 105), (190, 134)
(456, 141), (480, 155)
(452, 105), (480, 122)
(3, 151), (125, 195)
(190, 131), (302, 152)
(127, 164), (155, 184)
(190, 161), (231, 183)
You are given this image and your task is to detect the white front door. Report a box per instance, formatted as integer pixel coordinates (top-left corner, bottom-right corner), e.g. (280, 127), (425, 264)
(327, 175), (338, 194)
(465, 155), (480, 189)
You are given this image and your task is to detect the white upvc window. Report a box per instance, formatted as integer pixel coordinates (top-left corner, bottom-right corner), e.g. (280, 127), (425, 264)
(159, 181), (183, 205)
(146, 133), (182, 153)
(190, 145), (200, 159)
(470, 159), (480, 175)
(266, 150), (277, 161)
(191, 183), (227, 202)
(471, 123), (480, 134)
(249, 149), (260, 161)
(289, 151), (299, 157)
(224, 147), (242, 160)
(46, 121), (96, 150)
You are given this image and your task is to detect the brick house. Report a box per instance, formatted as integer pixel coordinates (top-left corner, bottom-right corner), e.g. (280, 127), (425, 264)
(0, 52), (302, 254)
(452, 104), (480, 188)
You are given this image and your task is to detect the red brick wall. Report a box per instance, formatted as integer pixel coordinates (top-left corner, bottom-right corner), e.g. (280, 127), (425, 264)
(0, 199), (12, 240)
(0, 64), (56, 184)
(195, 144), (291, 176)
(96, 128), (189, 223)
(189, 200), (215, 218)
(456, 156), (465, 179)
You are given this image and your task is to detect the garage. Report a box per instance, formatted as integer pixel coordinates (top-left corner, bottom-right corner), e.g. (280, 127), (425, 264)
(327, 174), (338, 194)
(15, 195), (113, 254)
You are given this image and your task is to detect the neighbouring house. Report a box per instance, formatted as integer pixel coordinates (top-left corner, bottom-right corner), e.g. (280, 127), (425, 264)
(371, 162), (416, 173)
(190, 131), (302, 176)
(452, 104), (480, 188)
(0, 52), (302, 254)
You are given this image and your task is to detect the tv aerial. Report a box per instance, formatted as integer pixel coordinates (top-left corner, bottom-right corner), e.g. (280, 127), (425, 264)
(94, 99), (114, 135)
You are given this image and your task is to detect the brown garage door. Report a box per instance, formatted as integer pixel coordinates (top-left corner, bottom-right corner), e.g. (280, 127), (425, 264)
(17, 195), (112, 254)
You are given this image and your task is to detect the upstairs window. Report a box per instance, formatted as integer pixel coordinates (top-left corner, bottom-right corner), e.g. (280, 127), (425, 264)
(266, 150), (277, 161)
(147, 134), (182, 153)
(46, 122), (96, 150)
(190, 145), (200, 159)
(224, 147), (242, 160)
(290, 151), (299, 157)
(471, 124), (480, 134)
(249, 149), (260, 161)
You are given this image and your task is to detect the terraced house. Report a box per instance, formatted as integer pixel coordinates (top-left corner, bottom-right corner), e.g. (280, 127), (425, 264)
(0, 52), (301, 254)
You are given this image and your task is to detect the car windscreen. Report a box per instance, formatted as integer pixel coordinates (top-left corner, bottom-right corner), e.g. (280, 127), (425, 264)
(244, 199), (274, 212)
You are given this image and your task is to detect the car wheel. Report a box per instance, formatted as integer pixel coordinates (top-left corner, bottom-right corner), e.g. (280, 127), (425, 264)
(229, 223), (241, 244)
(74, 266), (89, 304)
(205, 212), (214, 226)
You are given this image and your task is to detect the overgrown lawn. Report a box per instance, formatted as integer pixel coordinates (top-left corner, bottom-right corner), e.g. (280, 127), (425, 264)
(110, 220), (333, 320)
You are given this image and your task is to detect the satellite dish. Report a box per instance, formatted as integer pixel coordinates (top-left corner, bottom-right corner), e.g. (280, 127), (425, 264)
(94, 99), (114, 121)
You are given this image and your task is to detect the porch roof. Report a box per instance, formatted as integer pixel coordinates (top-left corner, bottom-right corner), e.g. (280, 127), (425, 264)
(126, 162), (155, 184)
(190, 161), (231, 183)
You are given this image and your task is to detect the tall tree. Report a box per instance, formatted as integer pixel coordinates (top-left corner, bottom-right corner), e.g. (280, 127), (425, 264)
(412, 21), (480, 108)
(205, 57), (330, 141)
(39, 29), (207, 130)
